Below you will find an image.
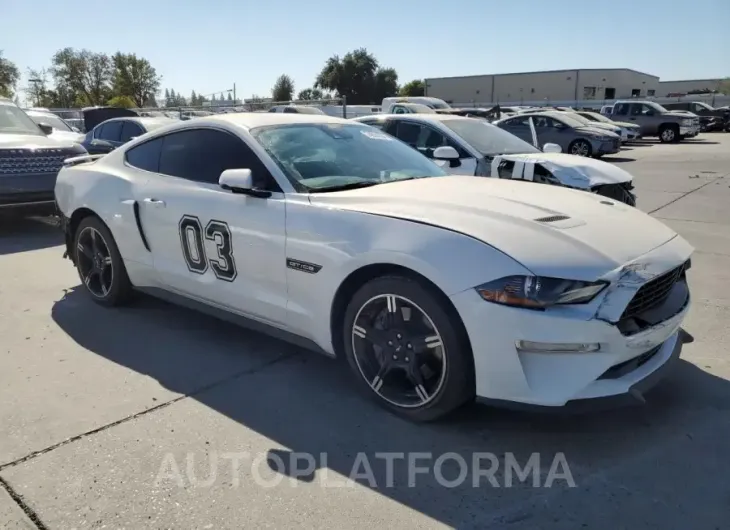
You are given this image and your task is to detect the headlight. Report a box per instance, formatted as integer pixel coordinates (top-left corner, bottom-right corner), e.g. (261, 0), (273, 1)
(475, 275), (608, 309)
(682, 119), (692, 126)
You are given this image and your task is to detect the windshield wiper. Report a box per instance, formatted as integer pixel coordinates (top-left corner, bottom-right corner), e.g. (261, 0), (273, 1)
(307, 181), (381, 193)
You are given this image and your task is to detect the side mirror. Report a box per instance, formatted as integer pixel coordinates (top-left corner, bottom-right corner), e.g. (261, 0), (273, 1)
(433, 146), (459, 160)
(90, 139), (115, 152)
(219, 168), (271, 198)
(543, 143), (562, 153)
(38, 123), (53, 135)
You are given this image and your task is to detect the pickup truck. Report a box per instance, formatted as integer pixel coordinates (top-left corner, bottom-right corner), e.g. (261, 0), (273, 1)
(662, 101), (730, 132)
(610, 100), (700, 142)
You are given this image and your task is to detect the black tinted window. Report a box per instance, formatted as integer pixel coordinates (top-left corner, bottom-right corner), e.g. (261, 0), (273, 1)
(283, 107), (297, 113)
(613, 103), (629, 116)
(394, 122), (421, 145)
(99, 121), (122, 141)
(120, 121), (144, 142)
(93, 124), (105, 139)
(158, 128), (278, 189)
(125, 137), (163, 172)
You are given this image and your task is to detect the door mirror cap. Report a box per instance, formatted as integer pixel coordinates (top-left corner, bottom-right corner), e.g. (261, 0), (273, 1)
(543, 142), (562, 153)
(433, 146), (460, 160)
(219, 168), (271, 198)
(38, 123), (53, 135)
(90, 139), (115, 151)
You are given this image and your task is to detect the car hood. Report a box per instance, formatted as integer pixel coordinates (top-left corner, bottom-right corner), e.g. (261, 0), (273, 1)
(612, 121), (640, 129)
(665, 111), (697, 118)
(576, 126), (619, 137)
(0, 133), (81, 149)
(492, 152), (633, 188)
(587, 122), (621, 132)
(48, 129), (86, 144)
(309, 176), (676, 281)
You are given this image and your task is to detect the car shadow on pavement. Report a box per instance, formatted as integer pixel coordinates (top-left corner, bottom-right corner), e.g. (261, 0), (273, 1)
(600, 156), (636, 163)
(639, 139), (720, 145)
(50, 287), (730, 528)
(0, 216), (63, 255)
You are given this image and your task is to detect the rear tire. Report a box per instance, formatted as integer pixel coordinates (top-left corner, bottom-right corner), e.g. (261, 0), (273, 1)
(342, 275), (475, 422)
(73, 215), (133, 306)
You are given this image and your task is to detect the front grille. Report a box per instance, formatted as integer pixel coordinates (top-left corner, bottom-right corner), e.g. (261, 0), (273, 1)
(0, 147), (77, 175)
(594, 182), (636, 206)
(620, 261), (689, 320)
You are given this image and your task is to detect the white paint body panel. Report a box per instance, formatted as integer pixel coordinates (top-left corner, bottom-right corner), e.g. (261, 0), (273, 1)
(55, 113), (693, 408)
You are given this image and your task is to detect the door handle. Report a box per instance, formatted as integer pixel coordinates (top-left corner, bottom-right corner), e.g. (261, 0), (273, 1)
(143, 198), (166, 207)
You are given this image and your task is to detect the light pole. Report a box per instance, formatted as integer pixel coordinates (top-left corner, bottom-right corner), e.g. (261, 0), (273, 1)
(28, 77), (42, 107)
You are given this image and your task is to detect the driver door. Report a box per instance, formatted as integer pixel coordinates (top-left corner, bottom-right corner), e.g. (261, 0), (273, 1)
(135, 127), (289, 326)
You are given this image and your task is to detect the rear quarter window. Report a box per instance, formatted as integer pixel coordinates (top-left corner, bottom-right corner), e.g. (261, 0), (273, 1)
(125, 137), (164, 172)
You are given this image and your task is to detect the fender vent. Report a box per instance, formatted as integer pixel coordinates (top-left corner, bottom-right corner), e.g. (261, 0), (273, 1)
(534, 215), (570, 223)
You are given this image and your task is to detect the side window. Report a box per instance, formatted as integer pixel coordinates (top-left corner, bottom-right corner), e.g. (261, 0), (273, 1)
(393, 121), (422, 146)
(93, 124), (105, 139)
(613, 103), (629, 116)
(158, 129), (279, 190)
(120, 121), (144, 142)
(125, 137), (164, 172)
(690, 103), (704, 113)
(98, 121), (122, 141)
(640, 104), (655, 116)
(506, 116), (529, 127)
(360, 119), (386, 130)
(392, 105), (407, 114)
(629, 104), (643, 116)
(283, 107), (297, 113)
(267, 107), (278, 113)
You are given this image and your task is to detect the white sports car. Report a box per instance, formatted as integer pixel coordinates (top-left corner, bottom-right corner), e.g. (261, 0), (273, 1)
(55, 113), (693, 421)
(354, 114), (637, 206)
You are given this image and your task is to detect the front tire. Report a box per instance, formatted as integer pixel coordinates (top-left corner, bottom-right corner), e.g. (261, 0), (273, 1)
(568, 139), (592, 157)
(342, 275), (475, 422)
(659, 125), (679, 143)
(73, 215), (133, 306)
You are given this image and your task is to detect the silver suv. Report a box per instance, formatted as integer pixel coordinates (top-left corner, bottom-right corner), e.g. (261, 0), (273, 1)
(0, 98), (87, 217)
(610, 101), (700, 143)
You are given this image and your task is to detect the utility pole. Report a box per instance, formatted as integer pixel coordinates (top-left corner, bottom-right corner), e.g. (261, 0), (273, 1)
(233, 83), (236, 104)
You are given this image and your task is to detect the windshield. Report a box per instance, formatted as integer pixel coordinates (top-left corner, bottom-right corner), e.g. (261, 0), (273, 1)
(428, 101), (451, 110)
(695, 102), (713, 111)
(250, 123), (448, 192)
(292, 106), (325, 115)
(546, 113), (585, 128)
(581, 111), (610, 123)
(647, 102), (668, 112)
(0, 104), (44, 136)
(28, 112), (74, 132)
(441, 118), (539, 156)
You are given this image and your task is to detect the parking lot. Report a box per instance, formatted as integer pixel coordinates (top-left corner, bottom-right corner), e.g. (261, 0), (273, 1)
(1, 135), (729, 529)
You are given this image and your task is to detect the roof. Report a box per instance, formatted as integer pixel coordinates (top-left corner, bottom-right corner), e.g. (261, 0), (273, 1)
(103, 116), (177, 129)
(203, 112), (351, 129)
(425, 68), (659, 82)
(354, 113), (474, 123)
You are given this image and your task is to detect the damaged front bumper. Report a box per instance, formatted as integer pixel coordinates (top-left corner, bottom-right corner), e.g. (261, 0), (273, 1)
(449, 235), (694, 408)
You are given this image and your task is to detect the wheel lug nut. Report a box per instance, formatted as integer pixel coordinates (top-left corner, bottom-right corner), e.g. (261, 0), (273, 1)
(407, 343), (412, 349)
(397, 333), (402, 339)
(393, 355), (397, 360)
(387, 341), (393, 346)
(405, 357), (409, 362)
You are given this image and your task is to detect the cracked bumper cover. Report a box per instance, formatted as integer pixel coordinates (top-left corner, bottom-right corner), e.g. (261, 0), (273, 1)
(449, 235), (693, 407)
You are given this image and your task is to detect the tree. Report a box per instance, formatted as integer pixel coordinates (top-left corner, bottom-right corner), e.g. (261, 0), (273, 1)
(227, 92), (233, 101)
(719, 78), (730, 95)
(272, 74), (294, 102)
(107, 95), (135, 108)
(297, 87), (329, 101)
(49, 48), (113, 106)
(0, 50), (20, 98)
(111, 52), (161, 107)
(399, 79), (425, 97)
(315, 48), (398, 104)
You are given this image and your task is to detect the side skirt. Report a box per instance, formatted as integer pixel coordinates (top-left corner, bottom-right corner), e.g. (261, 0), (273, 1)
(136, 286), (335, 358)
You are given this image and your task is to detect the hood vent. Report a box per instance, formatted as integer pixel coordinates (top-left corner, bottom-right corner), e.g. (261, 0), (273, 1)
(534, 214), (571, 223)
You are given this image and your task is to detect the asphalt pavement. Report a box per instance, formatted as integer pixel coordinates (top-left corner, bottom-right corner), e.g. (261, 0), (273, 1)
(1, 135), (729, 529)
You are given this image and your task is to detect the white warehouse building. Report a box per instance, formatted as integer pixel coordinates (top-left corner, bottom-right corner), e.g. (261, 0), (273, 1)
(424, 68), (723, 106)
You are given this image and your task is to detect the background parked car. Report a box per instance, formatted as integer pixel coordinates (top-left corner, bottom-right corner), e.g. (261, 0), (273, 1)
(496, 111), (621, 157)
(267, 105), (326, 114)
(574, 110), (642, 141)
(81, 116), (176, 154)
(662, 101), (730, 132)
(610, 101), (700, 142)
(24, 109), (85, 143)
(354, 114), (636, 205)
(0, 97), (87, 217)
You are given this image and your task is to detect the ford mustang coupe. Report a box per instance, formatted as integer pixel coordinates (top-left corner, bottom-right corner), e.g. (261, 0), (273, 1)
(54, 113), (693, 421)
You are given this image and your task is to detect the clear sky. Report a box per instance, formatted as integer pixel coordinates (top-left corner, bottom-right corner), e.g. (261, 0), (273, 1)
(3, 0), (729, 104)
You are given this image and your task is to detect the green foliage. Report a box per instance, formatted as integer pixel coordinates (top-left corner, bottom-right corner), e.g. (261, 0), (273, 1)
(272, 74), (295, 102)
(107, 95), (136, 108)
(314, 48), (399, 104)
(399, 79), (425, 97)
(719, 78), (730, 95)
(0, 50), (20, 98)
(111, 53), (161, 107)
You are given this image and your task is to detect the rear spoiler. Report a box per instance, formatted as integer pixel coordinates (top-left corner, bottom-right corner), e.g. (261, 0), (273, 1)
(63, 154), (106, 167)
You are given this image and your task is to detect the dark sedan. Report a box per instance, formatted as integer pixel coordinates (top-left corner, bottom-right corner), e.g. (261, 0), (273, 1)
(495, 111), (621, 158)
(81, 117), (176, 154)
